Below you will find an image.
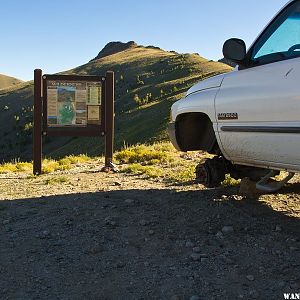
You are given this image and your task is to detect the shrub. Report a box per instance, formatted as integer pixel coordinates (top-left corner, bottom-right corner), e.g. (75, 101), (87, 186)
(133, 94), (141, 105)
(122, 163), (163, 178)
(23, 122), (33, 131)
(136, 75), (144, 85)
(44, 176), (68, 185)
(0, 163), (18, 173)
(42, 160), (61, 174)
(15, 162), (32, 172)
(141, 93), (152, 105)
(221, 174), (240, 187)
(115, 144), (168, 164)
(58, 154), (89, 166)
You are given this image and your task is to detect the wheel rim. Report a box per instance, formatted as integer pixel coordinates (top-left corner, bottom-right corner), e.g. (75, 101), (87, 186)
(195, 164), (210, 186)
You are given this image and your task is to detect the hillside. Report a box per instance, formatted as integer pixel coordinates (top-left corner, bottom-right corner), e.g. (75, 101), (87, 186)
(0, 41), (232, 162)
(0, 74), (23, 90)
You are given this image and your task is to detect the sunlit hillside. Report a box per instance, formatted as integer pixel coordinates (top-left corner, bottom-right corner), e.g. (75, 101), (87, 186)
(0, 74), (23, 90)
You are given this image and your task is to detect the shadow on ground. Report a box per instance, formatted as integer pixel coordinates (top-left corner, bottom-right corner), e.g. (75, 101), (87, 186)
(0, 187), (299, 300)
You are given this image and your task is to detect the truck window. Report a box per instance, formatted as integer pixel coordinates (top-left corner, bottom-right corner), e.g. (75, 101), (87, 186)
(250, 1), (300, 65)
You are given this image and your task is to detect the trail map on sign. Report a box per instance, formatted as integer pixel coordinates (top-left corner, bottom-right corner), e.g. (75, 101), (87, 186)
(47, 80), (102, 126)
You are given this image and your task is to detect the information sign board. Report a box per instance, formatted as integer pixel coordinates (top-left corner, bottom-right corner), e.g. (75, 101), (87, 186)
(33, 70), (115, 175)
(42, 75), (106, 136)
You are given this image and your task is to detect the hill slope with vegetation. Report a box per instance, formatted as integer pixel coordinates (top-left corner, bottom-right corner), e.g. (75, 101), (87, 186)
(0, 41), (231, 162)
(0, 74), (23, 90)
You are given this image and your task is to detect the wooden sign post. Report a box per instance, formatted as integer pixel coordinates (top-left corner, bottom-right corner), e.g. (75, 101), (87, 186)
(33, 69), (43, 175)
(33, 69), (115, 175)
(103, 71), (115, 170)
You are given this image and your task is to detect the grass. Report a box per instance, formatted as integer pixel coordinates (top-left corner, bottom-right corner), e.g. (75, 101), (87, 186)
(122, 164), (164, 178)
(115, 142), (209, 183)
(166, 163), (196, 182)
(42, 155), (90, 174)
(0, 141), (240, 186)
(0, 141), (202, 183)
(44, 176), (68, 185)
(0, 154), (90, 174)
(115, 142), (240, 185)
(221, 174), (241, 187)
(115, 143), (170, 164)
(0, 162), (32, 173)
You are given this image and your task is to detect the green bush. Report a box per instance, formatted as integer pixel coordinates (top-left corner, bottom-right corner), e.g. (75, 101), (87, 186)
(115, 144), (168, 164)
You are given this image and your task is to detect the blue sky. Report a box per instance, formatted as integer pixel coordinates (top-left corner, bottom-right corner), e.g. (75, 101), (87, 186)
(1, 0), (288, 81)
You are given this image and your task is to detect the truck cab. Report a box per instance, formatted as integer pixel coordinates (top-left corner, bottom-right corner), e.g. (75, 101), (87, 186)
(168, 0), (300, 191)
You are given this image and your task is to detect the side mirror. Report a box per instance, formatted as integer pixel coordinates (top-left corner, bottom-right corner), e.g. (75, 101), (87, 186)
(223, 38), (246, 65)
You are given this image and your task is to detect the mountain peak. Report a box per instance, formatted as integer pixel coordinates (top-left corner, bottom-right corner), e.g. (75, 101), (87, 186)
(91, 41), (138, 61)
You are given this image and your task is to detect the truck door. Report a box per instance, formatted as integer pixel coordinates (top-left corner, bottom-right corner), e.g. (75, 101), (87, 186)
(216, 1), (300, 171)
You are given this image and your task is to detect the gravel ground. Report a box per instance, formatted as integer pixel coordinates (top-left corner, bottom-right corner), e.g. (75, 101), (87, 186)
(0, 168), (299, 300)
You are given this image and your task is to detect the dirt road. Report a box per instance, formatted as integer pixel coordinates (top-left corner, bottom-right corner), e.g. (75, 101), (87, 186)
(0, 168), (299, 299)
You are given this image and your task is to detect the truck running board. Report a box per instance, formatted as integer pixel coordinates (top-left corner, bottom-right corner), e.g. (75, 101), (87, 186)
(256, 170), (295, 193)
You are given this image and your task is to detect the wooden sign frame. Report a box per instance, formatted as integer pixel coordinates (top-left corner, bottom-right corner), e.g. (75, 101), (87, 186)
(33, 69), (115, 175)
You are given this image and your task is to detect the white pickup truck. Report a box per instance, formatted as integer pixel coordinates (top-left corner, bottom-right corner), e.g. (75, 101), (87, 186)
(168, 0), (300, 192)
